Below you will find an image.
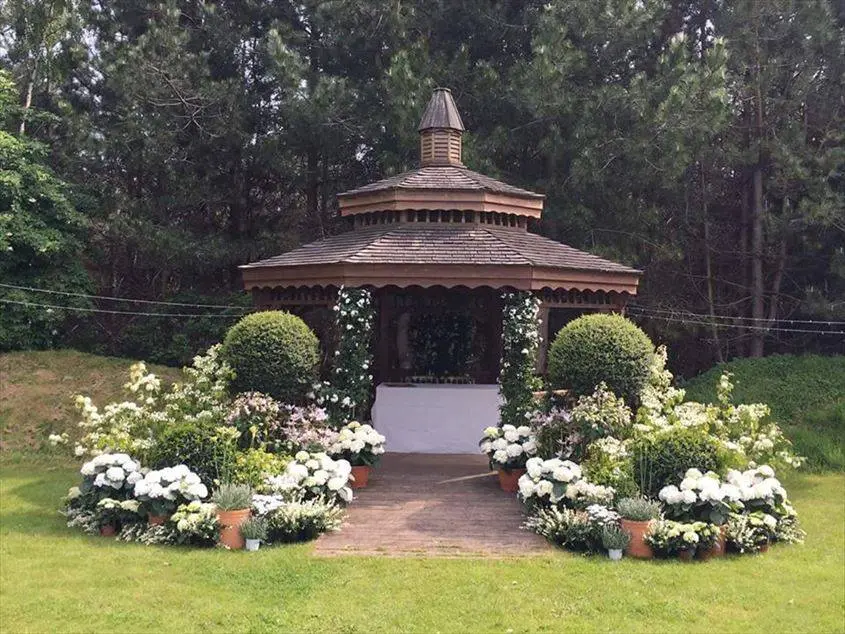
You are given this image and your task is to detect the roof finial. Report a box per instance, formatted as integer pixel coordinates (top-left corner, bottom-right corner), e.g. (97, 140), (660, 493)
(418, 88), (464, 166)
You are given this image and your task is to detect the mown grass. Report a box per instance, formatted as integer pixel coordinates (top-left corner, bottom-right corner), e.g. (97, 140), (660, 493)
(684, 354), (845, 472)
(1, 464), (843, 633)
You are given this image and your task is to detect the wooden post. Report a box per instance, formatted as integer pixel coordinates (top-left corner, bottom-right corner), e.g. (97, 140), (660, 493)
(536, 303), (550, 374)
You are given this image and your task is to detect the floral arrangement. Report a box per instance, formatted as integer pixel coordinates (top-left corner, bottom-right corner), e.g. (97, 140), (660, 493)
(532, 384), (631, 461)
(263, 497), (345, 543)
(94, 498), (140, 528)
(327, 421), (386, 467)
(70, 346), (234, 461)
(133, 464), (208, 516)
(658, 468), (740, 525)
(79, 453), (143, 498)
(312, 286), (374, 424)
(517, 457), (614, 508)
(479, 424), (537, 471)
(265, 451), (353, 503)
(498, 291), (541, 427)
(726, 511), (776, 553)
(169, 501), (220, 546)
(522, 504), (620, 553)
(645, 519), (720, 556)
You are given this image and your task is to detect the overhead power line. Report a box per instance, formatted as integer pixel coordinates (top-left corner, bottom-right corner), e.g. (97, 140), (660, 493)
(0, 282), (249, 311)
(627, 306), (845, 336)
(628, 303), (845, 326)
(0, 298), (244, 319)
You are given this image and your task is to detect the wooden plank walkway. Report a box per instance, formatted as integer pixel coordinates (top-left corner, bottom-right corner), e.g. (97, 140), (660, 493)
(314, 453), (551, 557)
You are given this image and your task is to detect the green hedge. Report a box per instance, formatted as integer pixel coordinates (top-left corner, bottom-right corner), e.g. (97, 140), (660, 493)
(222, 311), (319, 403)
(547, 313), (654, 404)
(631, 427), (729, 497)
(150, 421), (236, 488)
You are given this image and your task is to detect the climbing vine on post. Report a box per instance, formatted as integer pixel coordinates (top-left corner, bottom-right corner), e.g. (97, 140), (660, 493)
(313, 286), (375, 425)
(498, 291), (541, 427)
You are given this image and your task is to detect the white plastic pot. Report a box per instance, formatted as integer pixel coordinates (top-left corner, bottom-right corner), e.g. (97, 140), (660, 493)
(608, 548), (623, 561)
(245, 539), (261, 552)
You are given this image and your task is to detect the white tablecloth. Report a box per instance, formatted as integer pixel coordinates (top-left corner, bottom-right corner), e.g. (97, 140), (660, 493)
(372, 383), (501, 453)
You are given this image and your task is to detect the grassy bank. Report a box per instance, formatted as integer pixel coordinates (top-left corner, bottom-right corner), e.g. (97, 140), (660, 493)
(0, 350), (180, 454)
(684, 354), (845, 472)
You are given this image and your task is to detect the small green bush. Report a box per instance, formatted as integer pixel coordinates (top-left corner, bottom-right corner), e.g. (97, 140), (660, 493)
(616, 497), (661, 521)
(631, 427), (727, 497)
(232, 449), (289, 489)
(211, 483), (253, 511)
(151, 421), (235, 488)
(222, 311), (319, 403)
(547, 313), (654, 405)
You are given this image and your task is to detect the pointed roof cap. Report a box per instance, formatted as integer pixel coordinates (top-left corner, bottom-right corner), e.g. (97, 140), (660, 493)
(418, 88), (465, 132)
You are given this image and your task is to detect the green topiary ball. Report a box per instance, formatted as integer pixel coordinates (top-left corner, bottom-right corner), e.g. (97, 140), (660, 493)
(222, 311), (319, 403)
(547, 313), (654, 404)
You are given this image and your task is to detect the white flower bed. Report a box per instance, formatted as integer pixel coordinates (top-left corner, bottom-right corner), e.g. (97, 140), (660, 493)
(80, 453), (143, 493)
(133, 465), (208, 504)
(265, 451), (353, 503)
(518, 457), (614, 507)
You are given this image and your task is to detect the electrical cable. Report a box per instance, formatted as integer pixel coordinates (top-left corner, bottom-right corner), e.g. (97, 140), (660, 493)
(0, 298), (244, 319)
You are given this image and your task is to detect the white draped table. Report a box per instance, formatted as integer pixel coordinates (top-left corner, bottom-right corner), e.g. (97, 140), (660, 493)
(371, 383), (501, 453)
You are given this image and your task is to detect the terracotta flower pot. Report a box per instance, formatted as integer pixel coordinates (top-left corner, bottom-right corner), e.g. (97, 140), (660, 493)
(148, 514), (169, 526)
(99, 524), (117, 537)
(698, 525), (727, 560)
(678, 548), (695, 562)
(497, 468), (526, 493)
(351, 465), (371, 489)
(621, 518), (654, 559)
(759, 540), (770, 553)
(217, 508), (251, 550)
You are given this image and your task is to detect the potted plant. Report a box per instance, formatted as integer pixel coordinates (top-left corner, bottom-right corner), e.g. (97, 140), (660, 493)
(479, 424), (538, 492)
(601, 524), (631, 561)
(240, 516), (268, 551)
(212, 483), (253, 550)
(695, 522), (723, 561)
(327, 421), (386, 489)
(616, 497), (661, 559)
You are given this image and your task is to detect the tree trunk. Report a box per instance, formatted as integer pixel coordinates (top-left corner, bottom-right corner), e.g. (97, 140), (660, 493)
(749, 10), (766, 358)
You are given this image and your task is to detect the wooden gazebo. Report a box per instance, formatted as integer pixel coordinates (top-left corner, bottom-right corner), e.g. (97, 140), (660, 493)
(240, 88), (641, 452)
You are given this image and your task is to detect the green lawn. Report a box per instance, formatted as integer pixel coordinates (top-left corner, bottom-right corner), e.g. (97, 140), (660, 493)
(2, 350), (844, 632)
(1, 462), (843, 633)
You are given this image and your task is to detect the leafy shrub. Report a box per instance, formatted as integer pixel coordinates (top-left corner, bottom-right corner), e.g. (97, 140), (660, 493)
(631, 427), (727, 497)
(264, 498), (345, 542)
(533, 384), (632, 461)
(239, 516), (268, 541)
(523, 506), (598, 551)
(150, 421), (236, 488)
(222, 311), (319, 403)
(232, 449), (289, 490)
(581, 439), (638, 499)
(547, 313), (654, 405)
(211, 483), (253, 511)
(601, 524), (631, 550)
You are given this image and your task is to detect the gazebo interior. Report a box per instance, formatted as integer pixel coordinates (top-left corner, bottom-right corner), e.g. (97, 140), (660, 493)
(240, 88), (641, 452)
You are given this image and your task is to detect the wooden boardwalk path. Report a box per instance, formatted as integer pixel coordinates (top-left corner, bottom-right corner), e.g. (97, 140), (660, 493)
(314, 453), (551, 557)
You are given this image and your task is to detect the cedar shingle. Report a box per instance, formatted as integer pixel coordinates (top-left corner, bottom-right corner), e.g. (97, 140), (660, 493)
(241, 224), (640, 274)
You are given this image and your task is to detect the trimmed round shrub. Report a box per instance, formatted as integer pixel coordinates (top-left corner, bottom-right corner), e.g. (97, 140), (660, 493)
(547, 313), (654, 404)
(222, 311), (319, 403)
(631, 427), (727, 497)
(150, 420), (236, 488)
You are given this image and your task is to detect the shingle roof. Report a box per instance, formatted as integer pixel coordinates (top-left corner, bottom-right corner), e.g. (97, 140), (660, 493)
(241, 224), (640, 274)
(338, 165), (544, 200)
(418, 88), (465, 131)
